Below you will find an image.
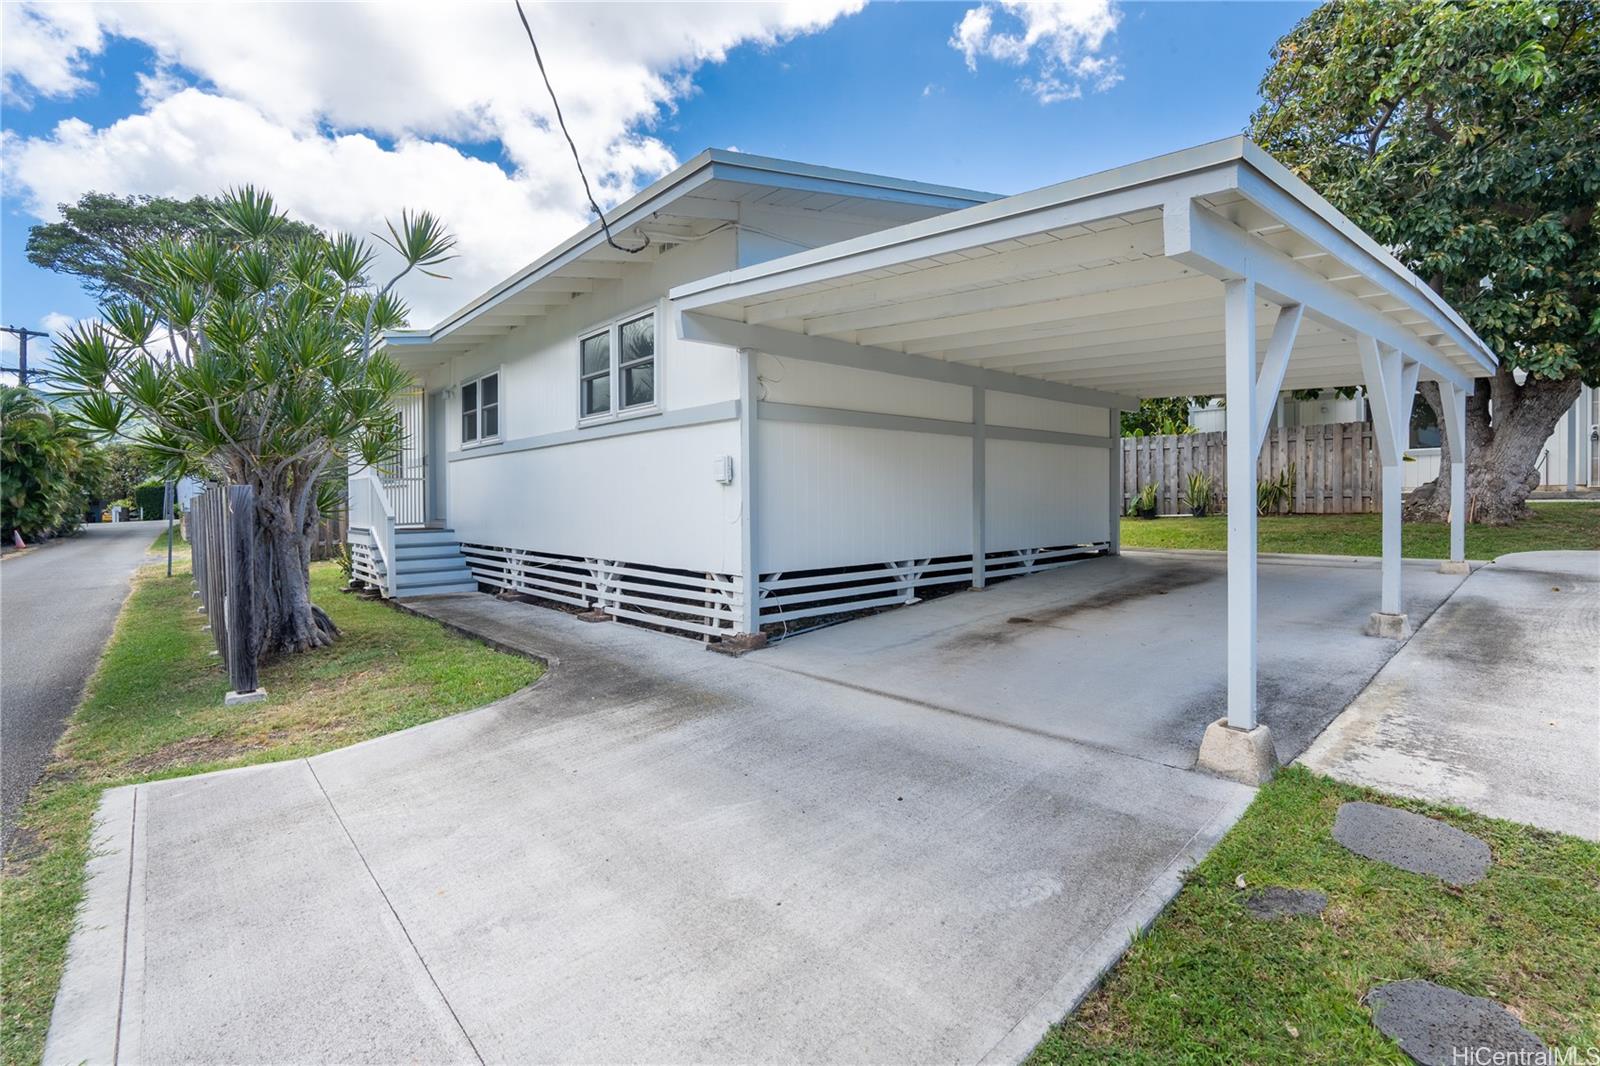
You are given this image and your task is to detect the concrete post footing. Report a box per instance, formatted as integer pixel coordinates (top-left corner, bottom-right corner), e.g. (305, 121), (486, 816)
(575, 609), (613, 623)
(1438, 560), (1470, 576)
(1364, 611), (1412, 639)
(708, 632), (769, 657)
(1196, 718), (1278, 786)
(224, 688), (267, 707)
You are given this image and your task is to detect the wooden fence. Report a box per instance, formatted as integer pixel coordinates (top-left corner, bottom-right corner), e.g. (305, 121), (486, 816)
(189, 483), (261, 700)
(1121, 420), (1383, 516)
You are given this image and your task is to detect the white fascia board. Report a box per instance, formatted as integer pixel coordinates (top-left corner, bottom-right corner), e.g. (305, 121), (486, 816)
(1166, 198), (1477, 393)
(671, 137), (1254, 308)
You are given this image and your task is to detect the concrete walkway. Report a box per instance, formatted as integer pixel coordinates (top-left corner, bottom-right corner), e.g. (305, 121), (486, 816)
(48, 578), (1254, 1066)
(0, 521), (165, 850)
(1302, 551), (1600, 840)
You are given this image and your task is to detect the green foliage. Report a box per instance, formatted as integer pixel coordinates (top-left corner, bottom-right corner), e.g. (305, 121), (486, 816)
(51, 186), (456, 655)
(1128, 481), (1160, 519)
(0, 386), (96, 540)
(1257, 463), (1298, 515)
(26, 191), (321, 305)
(1121, 396), (1205, 436)
(90, 442), (159, 503)
(132, 481), (170, 519)
(1251, 0), (1600, 386)
(1183, 471), (1217, 517)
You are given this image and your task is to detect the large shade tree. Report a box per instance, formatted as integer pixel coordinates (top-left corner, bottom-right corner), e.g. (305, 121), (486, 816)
(55, 189), (454, 656)
(28, 191), (321, 304)
(1250, 0), (1598, 523)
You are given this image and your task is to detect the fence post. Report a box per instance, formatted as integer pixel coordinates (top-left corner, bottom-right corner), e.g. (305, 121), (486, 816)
(223, 484), (265, 706)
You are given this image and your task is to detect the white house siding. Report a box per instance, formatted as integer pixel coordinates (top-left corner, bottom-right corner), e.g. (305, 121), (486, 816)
(450, 420), (742, 572)
(1536, 384), (1597, 488)
(757, 422), (973, 571)
(758, 353), (972, 421)
(431, 231), (745, 576)
(985, 439), (1109, 552)
(986, 391), (1109, 437)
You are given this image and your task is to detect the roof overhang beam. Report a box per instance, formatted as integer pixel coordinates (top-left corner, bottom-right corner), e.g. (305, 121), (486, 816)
(679, 312), (1136, 411)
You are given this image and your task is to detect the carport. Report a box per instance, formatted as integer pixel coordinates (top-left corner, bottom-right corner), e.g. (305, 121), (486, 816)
(672, 137), (1499, 782)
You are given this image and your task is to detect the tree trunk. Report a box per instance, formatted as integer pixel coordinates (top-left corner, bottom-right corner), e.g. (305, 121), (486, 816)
(1404, 364), (1582, 526)
(251, 487), (339, 658)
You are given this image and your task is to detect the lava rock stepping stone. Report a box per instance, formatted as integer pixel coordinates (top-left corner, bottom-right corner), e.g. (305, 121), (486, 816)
(1367, 980), (1546, 1065)
(1332, 802), (1491, 886)
(1240, 886), (1328, 920)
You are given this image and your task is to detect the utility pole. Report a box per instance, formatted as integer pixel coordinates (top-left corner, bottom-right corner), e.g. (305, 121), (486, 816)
(1, 325), (50, 388)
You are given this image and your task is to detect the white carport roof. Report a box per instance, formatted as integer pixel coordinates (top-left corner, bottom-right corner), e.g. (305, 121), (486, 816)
(669, 137), (1497, 399)
(671, 137), (1496, 771)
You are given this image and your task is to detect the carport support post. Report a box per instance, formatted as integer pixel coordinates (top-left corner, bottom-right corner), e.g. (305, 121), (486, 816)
(1196, 277), (1278, 786)
(737, 347), (761, 636)
(1107, 406), (1121, 555)
(1441, 382), (1469, 573)
(971, 388), (987, 587)
(1358, 335), (1419, 636)
(1222, 277), (1258, 732)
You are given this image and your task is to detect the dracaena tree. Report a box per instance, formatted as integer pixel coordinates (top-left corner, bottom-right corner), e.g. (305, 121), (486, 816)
(1250, 0), (1599, 524)
(54, 188), (455, 656)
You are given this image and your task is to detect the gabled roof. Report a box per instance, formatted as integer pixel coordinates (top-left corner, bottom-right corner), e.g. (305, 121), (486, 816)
(385, 151), (997, 361)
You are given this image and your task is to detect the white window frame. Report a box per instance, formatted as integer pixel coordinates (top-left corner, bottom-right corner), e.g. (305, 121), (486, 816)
(459, 368), (503, 448)
(577, 304), (661, 427)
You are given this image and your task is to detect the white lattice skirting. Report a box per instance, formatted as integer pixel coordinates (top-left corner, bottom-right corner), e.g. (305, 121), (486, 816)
(458, 540), (1107, 640)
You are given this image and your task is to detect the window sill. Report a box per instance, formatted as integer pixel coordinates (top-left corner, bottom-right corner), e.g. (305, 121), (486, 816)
(579, 405), (661, 429)
(459, 437), (503, 450)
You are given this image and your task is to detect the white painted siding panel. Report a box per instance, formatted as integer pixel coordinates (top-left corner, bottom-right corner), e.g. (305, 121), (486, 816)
(985, 391), (1109, 435)
(985, 439), (1109, 551)
(758, 354), (973, 421)
(448, 421), (742, 573)
(758, 422), (972, 571)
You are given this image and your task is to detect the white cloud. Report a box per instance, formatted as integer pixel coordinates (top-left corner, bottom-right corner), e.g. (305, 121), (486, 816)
(0, 1), (865, 322)
(950, 1), (1122, 104)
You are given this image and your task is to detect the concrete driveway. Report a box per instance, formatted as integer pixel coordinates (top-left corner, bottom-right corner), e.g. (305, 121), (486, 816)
(49, 551), (1459, 1064)
(1303, 550), (1599, 839)
(762, 550), (1467, 767)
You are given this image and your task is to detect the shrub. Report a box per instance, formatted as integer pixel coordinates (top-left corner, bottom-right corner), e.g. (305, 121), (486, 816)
(1, 387), (94, 541)
(1257, 463), (1298, 515)
(1129, 482), (1160, 519)
(133, 481), (171, 520)
(1183, 471), (1216, 517)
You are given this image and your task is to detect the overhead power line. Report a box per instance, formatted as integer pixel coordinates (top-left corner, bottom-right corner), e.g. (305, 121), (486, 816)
(513, 0), (649, 256)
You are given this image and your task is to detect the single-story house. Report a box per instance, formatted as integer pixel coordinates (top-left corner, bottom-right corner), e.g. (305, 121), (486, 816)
(349, 136), (1498, 779)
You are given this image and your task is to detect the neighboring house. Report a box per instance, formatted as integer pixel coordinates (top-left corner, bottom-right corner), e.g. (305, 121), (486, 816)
(348, 137), (1498, 684)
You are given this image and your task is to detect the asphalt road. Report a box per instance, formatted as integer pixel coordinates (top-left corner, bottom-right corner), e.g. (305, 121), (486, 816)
(1, 521), (167, 851)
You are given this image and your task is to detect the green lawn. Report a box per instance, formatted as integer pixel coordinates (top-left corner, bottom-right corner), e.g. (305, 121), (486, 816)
(1029, 768), (1600, 1064)
(1120, 502), (1600, 558)
(0, 559), (540, 1066)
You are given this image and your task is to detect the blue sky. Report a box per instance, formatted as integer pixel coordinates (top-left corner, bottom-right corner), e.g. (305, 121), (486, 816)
(1, 1), (1314, 379)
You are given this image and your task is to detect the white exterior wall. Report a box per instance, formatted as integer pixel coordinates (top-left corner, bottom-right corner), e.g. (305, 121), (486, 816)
(755, 361), (1113, 574)
(985, 440), (1109, 551)
(433, 231), (745, 574)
